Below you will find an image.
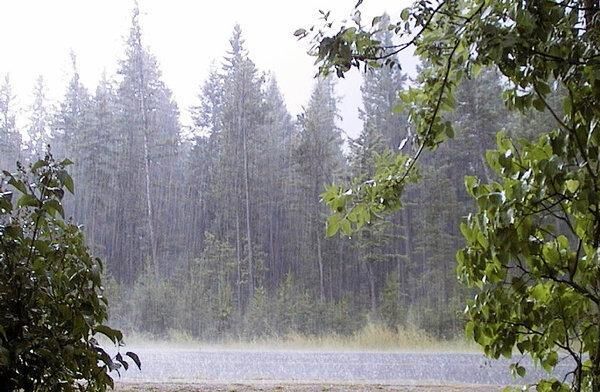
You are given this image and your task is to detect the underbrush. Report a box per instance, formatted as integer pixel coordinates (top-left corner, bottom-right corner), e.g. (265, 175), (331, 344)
(118, 322), (475, 352)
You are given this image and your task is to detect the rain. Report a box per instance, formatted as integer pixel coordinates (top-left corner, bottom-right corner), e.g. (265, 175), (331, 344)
(1, 1), (598, 391)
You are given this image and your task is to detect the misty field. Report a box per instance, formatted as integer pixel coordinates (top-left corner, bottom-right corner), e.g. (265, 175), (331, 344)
(114, 382), (501, 391)
(105, 346), (570, 389)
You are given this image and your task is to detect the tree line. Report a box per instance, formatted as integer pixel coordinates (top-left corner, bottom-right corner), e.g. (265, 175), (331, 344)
(0, 6), (545, 340)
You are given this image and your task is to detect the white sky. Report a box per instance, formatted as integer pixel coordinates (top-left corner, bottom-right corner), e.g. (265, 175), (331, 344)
(0, 0), (414, 139)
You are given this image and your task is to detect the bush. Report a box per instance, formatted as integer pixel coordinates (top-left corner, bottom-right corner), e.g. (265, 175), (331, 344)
(380, 273), (402, 331)
(244, 286), (272, 338)
(130, 265), (178, 336)
(0, 156), (138, 392)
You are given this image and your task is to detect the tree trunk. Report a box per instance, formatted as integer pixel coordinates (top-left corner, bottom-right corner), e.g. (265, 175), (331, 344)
(137, 34), (158, 278)
(142, 131), (158, 277)
(316, 232), (325, 302)
(583, 0), (599, 28)
(242, 120), (254, 298)
(269, 210), (275, 286)
(400, 207), (412, 303)
(235, 203), (243, 314)
(592, 323), (600, 392)
(366, 261), (377, 314)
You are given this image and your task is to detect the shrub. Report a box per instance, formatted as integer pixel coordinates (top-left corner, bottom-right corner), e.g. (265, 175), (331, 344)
(0, 155), (138, 392)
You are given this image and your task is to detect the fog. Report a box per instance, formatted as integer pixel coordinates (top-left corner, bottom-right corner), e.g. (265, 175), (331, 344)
(0, 1), (572, 390)
(0, 0), (415, 138)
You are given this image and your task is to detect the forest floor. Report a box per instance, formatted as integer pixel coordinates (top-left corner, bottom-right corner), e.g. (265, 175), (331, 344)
(115, 381), (502, 391)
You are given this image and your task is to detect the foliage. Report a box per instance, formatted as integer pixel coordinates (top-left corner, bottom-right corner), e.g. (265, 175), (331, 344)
(0, 155), (138, 392)
(0, 3), (497, 351)
(307, 0), (600, 390)
(380, 273), (401, 331)
(244, 286), (273, 338)
(0, 75), (22, 171)
(130, 264), (179, 337)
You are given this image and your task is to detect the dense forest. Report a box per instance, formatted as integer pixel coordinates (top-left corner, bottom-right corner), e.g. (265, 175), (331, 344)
(0, 5), (550, 341)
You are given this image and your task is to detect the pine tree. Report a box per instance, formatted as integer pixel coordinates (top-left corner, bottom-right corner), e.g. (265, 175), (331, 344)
(406, 68), (508, 335)
(217, 25), (266, 306)
(186, 68), (224, 258)
(26, 75), (51, 160)
(52, 52), (92, 221)
(353, 30), (409, 316)
(255, 77), (294, 289)
(0, 75), (22, 171)
(360, 16), (409, 151)
(83, 73), (120, 254)
(113, 3), (181, 281)
(293, 77), (345, 303)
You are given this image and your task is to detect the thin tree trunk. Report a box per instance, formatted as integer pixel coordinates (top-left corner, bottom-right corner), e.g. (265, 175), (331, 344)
(236, 202), (242, 314)
(142, 129), (158, 277)
(242, 119), (254, 297)
(136, 34), (158, 278)
(316, 232), (325, 302)
(480, 155), (492, 183)
(366, 261), (377, 314)
(400, 207), (411, 303)
(593, 323), (600, 392)
(269, 211), (275, 286)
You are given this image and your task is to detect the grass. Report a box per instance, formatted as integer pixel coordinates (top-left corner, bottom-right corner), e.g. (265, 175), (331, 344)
(116, 323), (477, 353)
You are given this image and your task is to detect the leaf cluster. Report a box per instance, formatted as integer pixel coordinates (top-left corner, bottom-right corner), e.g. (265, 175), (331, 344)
(0, 155), (139, 391)
(307, 0), (600, 389)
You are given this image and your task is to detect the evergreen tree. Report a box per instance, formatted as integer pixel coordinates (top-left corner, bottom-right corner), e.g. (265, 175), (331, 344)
(351, 32), (409, 317)
(0, 74), (22, 171)
(359, 17), (409, 151)
(83, 73), (120, 254)
(255, 77), (294, 289)
(113, 3), (181, 281)
(52, 52), (92, 221)
(53, 52), (91, 162)
(187, 68), (224, 258)
(26, 75), (51, 160)
(217, 25), (266, 306)
(292, 77), (345, 303)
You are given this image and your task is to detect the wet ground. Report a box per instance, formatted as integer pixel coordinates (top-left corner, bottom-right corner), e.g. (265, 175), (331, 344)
(110, 348), (570, 390)
(115, 381), (500, 391)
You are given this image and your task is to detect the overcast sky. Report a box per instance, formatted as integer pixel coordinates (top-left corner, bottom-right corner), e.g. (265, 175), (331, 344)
(0, 0), (414, 139)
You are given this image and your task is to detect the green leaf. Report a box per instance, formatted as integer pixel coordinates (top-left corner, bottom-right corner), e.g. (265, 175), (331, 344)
(400, 8), (409, 21)
(565, 179), (579, 193)
(95, 325), (123, 344)
(115, 352), (129, 371)
(326, 214), (341, 237)
(31, 159), (46, 171)
(340, 218), (352, 235)
(542, 351), (558, 372)
(8, 177), (27, 194)
(126, 351), (141, 370)
(510, 363), (527, 378)
(0, 346), (8, 366)
(17, 194), (39, 208)
(43, 199), (65, 218)
(63, 173), (75, 194)
(293, 28), (307, 37)
(531, 283), (551, 302)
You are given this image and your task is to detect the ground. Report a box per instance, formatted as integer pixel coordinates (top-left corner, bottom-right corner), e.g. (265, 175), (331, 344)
(115, 382), (502, 391)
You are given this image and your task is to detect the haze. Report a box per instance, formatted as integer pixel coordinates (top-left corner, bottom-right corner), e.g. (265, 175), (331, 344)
(0, 0), (413, 138)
